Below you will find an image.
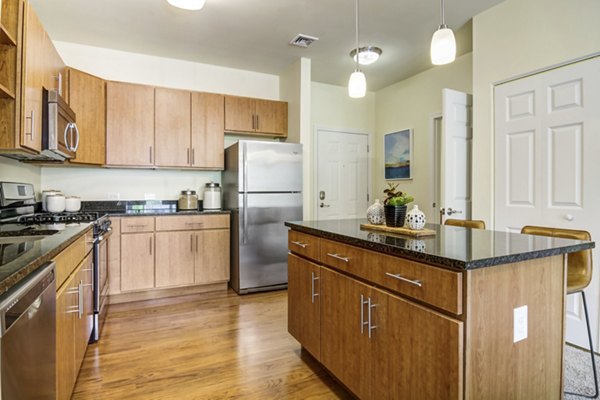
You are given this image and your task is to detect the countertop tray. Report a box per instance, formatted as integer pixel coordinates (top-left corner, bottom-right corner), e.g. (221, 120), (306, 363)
(360, 223), (437, 237)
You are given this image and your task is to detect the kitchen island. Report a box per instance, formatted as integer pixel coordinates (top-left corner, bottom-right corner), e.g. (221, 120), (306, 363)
(285, 219), (595, 400)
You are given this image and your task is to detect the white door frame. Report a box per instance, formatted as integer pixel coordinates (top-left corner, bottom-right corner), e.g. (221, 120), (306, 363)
(429, 112), (443, 223)
(313, 126), (372, 220)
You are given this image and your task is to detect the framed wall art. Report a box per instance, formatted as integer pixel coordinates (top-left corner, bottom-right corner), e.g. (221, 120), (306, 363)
(384, 129), (412, 180)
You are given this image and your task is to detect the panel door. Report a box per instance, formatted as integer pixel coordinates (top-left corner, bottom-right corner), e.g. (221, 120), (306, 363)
(121, 233), (155, 291)
(155, 231), (195, 287)
(155, 87), (191, 167)
(68, 68), (106, 165)
(494, 56), (600, 348)
(316, 129), (369, 220)
(106, 81), (155, 166)
(195, 229), (230, 284)
(255, 99), (288, 136)
(191, 92), (224, 169)
(20, 2), (45, 152)
(224, 96), (254, 132)
(56, 273), (77, 400)
(287, 253), (321, 359)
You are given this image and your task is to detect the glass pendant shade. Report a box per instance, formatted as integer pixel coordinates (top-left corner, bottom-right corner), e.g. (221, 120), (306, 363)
(167, 0), (206, 11)
(430, 27), (456, 65)
(348, 70), (367, 98)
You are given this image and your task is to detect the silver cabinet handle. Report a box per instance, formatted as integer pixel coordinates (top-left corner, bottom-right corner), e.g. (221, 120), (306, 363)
(327, 253), (349, 263)
(64, 123), (71, 150)
(185, 222), (203, 226)
(192, 148), (195, 165)
(190, 234), (194, 252)
(368, 297), (377, 339)
(385, 272), (423, 287)
(26, 110), (35, 139)
(149, 237), (153, 255)
(256, 115), (259, 130)
(360, 294), (369, 334)
(187, 148), (190, 165)
(78, 281), (84, 318)
(127, 224), (149, 228)
(71, 123), (80, 151)
(149, 146), (153, 164)
(57, 72), (63, 96)
(311, 272), (319, 303)
(291, 241), (307, 249)
(196, 234), (199, 255)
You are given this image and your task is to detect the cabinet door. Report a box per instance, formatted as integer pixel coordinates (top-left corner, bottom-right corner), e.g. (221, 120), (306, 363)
(20, 3), (45, 152)
(287, 254), (321, 359)
(75, 254), (94, 371)
(155, 231), (195, 287)
(195, 229), (230, 284)
(56, 272), (78, 400)
(68, 68), (106, 165)
(154, 87), (191, 167)
(224, 95), (254, 132)
(121, 232), (155, 291)
(106, 81), (154, 166)
(374, 291), (463, 400)
(255, 99), (287, 136)
(191, 92), (224, 169)
(43, 32), (65, 97)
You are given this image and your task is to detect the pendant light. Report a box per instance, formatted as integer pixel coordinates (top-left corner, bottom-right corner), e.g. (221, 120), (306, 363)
(348, 0), (366, 98)
(167, 0), (206, 11)
(430, 0), (456, 65)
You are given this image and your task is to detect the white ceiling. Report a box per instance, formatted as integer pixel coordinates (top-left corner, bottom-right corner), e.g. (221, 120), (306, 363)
(30, 0), (503, 91)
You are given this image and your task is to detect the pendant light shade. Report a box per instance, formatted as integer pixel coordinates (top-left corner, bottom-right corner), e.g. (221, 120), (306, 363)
(431, 27), (456, 65)
(348, 0), (366, 98)
(348, 70), (367, 98)
(430, 0), (456, 65)
(167, 0), (206, 11)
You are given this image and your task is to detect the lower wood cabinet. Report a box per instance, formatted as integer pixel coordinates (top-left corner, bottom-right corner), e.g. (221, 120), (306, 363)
(155, 230), (195, 287)
(195, 228), (230, 284)
(121, 232), (155, 292)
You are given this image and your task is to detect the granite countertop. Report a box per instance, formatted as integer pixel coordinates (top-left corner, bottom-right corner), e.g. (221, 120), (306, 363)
(80, 200), (230, 217)
(0, 223), (93, 297)
(285, 219), (595, 270)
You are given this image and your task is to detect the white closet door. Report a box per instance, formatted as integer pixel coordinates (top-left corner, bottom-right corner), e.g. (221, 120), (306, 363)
(494, 57), (600, 349)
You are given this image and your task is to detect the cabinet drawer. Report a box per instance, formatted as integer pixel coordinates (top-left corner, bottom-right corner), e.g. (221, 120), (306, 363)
(288, 231), (320, 261)
(54, 232), (88, 290)
(121, 217), (155, 233)
(319, 238), (372, 277)
(155, 214), (229, 231)
(373, 254), (463, 315)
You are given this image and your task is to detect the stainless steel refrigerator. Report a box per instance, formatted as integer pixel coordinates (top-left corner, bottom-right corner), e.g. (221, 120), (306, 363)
(224, 140), (303, 294)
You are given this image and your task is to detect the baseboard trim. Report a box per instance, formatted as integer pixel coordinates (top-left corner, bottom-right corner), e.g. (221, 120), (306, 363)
(108, 282), (228, 304)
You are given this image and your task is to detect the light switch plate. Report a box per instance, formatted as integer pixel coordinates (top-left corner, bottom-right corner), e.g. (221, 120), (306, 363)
(514, 305), (528, 343)
(144, 193), (156, 200)
(108, 192), (120, 200)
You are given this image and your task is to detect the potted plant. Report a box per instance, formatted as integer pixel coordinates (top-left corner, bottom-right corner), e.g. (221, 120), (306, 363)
(383, 183), (414, 227)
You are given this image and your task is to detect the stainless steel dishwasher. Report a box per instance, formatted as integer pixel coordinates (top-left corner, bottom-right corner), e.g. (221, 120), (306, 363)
(0, 262), (56, 399)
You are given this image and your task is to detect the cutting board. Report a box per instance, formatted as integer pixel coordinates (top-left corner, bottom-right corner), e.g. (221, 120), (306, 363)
(360, 223), (436, 237)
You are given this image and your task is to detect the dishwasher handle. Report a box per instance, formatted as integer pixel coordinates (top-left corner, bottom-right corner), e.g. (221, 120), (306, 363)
(0, 262), (56, 336)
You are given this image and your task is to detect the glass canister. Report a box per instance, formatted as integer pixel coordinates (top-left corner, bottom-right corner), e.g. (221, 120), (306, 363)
(178, 189), (199, 210)
(203, 182), (222, 210)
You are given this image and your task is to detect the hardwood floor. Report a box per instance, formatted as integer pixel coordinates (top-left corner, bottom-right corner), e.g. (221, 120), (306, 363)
(73, 289), (352, 399)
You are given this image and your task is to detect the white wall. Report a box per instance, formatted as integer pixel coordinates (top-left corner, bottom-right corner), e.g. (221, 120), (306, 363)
(42, 41), (283, 201)
(310, 82), (375, 220)
(374, 53), (473, 218)
(0, 157), (41, 193)
(472, 0), (600, 225)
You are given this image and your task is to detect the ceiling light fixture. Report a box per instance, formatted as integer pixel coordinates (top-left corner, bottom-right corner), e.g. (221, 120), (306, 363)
(430, 0), (456, 65)
(166, 0), (206, 11)
(349, 46), (383, 65)
(348, 0), (366, 98)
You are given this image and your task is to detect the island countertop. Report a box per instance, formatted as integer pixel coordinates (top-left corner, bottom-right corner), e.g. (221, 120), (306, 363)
(285, 218), (595, 270)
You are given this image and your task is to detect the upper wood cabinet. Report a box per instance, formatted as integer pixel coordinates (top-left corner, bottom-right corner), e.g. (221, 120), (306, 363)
(224, 95), (288, 137)
(192, 92), (224, 169)
(154, 87), (191, 168)
(67, 68), (106, 165)
(106, 81), (155, 166)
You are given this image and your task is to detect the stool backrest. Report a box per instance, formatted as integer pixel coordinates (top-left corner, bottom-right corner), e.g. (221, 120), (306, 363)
(444, 219), (486, 230)
(521, 225), (592, 291)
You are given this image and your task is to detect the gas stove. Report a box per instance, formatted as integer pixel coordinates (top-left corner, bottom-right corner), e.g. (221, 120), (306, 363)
(17, 212), (101, 225)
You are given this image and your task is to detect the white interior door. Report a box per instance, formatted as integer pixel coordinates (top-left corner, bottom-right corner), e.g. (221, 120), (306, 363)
(494, 56), (600, 349)
(440, 89), (473, 222)
(316, 129), (369, 220)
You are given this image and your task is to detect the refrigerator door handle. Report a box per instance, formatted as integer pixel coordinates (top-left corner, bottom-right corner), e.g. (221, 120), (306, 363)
(242, 193), (248, 245)
(243, 142), (248, 193)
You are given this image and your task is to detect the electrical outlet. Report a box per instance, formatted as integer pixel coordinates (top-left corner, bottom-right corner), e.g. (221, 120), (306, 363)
(108, 192), (120, 200)
(513, 305), (528, 343)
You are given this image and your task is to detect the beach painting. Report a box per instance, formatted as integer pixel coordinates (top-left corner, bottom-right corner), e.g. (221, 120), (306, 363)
(384, 129), (412, 180)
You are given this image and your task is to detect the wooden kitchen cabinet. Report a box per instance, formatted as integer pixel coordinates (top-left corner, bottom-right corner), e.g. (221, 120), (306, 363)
(224, 95), (288, 137)
(107, 217), (121, 295)
(67, 68), (106, 165)
(56, 270), (78, 400)
(43, 31), (65, 97)
(287, 253), (321, 360)
(155, 231), (195, 287)
(75, 254), (94, 372)
(121, 232), (155, 291)
(106, 81), (155, 166)
(191, 92), (224, 169)
(154, 87), (191, 168)
(195, 228), (230, 284)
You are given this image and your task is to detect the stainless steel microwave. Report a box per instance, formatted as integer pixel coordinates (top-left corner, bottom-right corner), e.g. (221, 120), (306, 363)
(41, 88), (79, 161)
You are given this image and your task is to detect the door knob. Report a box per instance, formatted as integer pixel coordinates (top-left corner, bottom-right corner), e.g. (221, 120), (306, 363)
(446, 207), (462, 216)
(319, 191), (326, 200)
(565, 214), (574, 221)
(320, 203), (330, 208)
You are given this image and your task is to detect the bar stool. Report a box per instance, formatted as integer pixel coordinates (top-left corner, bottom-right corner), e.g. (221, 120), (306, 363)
(521, 225), (597, 399)
(444, 219), (486, 230)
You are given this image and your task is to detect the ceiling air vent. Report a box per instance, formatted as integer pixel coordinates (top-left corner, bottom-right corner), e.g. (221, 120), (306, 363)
(289, 34), (319, 48)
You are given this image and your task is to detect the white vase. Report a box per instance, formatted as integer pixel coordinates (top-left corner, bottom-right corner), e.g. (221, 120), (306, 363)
(366, 199), (385, 225)
(405, 204), (426, 230)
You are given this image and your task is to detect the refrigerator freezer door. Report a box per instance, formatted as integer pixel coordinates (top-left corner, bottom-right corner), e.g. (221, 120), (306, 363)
(242, 141), (302, 193)
(233, 192), (302, 293)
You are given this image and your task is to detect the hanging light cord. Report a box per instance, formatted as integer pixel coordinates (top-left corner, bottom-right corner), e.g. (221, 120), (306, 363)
(440, 0), (447, 29)
(355, 0), (360, 71)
